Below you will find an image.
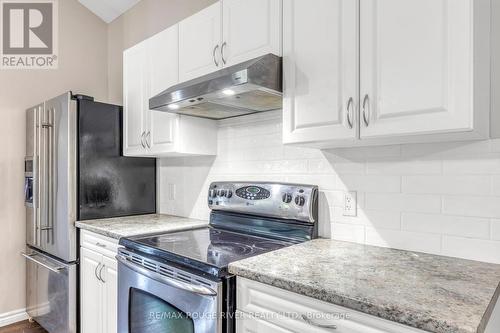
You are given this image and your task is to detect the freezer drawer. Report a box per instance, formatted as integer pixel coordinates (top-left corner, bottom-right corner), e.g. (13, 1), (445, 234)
(24, 248), (77, 333)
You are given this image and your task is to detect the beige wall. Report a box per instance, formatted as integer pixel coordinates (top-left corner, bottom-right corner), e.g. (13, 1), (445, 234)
(0, 0), (108, 315)
(107, 0), (216, 104)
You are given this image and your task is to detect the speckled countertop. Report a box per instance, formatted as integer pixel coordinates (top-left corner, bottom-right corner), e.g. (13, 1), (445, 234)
(229, 239), (500, 333)
(75, 214), (208, 239)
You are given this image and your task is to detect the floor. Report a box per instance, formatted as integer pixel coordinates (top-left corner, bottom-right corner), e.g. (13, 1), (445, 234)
(0, 321), (47, 333)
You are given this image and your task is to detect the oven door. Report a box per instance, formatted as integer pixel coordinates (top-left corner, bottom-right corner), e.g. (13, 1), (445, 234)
(117, 250), (223, 333)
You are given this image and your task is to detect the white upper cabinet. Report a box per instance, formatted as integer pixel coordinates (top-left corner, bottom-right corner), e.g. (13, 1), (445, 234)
(123, 23), (217, 157)
(123, 43), (148, 155)
(359, 0), (489, 141)
(179, 0), (282, 83)
(284, 0), (491, 147)
(282, 0), (358, 146)
(179, 2), (222, 82)
(222, 0), (282, 67)
(147, 25), (178, 154)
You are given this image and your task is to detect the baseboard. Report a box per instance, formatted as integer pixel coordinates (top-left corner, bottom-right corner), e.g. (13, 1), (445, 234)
(0, 308), (29, 327)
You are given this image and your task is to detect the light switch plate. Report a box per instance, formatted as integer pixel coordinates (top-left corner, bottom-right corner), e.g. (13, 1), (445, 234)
(343, 191), (357, 217)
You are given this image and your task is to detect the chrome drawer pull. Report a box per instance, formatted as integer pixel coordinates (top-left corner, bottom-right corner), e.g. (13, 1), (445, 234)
(301, 314), (337, 330)
(95, 242), (107, 248)
(95, 263), (102, 282)
(99, 264), (106, 283)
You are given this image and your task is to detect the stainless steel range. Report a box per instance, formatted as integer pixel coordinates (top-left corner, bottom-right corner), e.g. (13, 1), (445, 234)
(117, 181), (318, 333)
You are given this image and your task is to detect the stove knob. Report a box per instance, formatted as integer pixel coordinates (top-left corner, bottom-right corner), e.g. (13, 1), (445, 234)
(282, 193), (292, 203)
(219, 189), (227, 197)
(209, 189), (216, 198)
(227, 190), (233, 198)
(295, 195), (305, 206)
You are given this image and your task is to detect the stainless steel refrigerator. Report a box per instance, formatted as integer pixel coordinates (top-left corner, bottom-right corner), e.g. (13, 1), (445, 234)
(23, 92), (156, 333)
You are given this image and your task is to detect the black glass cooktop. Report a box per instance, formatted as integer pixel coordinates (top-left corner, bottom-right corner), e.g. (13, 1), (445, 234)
(120, 227), (294, 277)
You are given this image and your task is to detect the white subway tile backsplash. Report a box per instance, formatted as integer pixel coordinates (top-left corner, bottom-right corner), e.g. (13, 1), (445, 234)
(401, 213), (490, 239)
(492, 220), (500, 240)
(365, 228), (442, 254)
(442, 196), (500, 218)
(159, 115), (500, 264)
(365, 193), (441, 213)
(442, 236), (500, 264)
(337, 175), (401, 193)
(331, 223), (366, 243)
(331, 207), (401, 230)
(325, 145), (401, 160)
(490, 139), (500, 152)
(402, 175), (491, 195)
(443, 156), (500, 174)
(366, 159), (442, 175)
(402, 141), (491, 158)
(491, 176), (500, 195)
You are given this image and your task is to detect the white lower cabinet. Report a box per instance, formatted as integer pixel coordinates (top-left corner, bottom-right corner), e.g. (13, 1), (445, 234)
(236, 277), (425, 333)
(80, 230), (118, 333)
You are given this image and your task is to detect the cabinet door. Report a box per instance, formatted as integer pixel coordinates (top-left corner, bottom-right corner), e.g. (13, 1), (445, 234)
(222, 0), (281, 66)
(101, 256), (118, 333)
(80, 247), (103, 333)
(282, 0), (358, 146)
(179, 2), (222, 82)
(123, 43), (148, 155)
(359, 0), (474, 139)
(147, 24), (178, 154)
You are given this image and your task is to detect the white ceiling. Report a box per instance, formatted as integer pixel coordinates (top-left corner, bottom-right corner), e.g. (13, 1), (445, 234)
(79, 0), (141, 23)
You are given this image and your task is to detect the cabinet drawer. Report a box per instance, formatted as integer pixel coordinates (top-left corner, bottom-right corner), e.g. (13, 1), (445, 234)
(81, 230), (119, 258)
(237, 277), (424, 333)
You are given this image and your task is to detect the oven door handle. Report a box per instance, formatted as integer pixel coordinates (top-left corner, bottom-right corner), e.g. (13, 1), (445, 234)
(116, 255), (218, 296)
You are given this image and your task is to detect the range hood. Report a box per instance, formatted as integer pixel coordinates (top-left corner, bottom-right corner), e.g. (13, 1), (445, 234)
(149, 54), (282, 120)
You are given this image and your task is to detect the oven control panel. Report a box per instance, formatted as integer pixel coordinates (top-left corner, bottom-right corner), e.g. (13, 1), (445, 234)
(208, 182), (318, 223)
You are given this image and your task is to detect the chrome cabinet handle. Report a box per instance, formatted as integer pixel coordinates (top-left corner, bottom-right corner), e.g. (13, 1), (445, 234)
(95, 263), (103, 282)
(213, 44), (220, 67)
(221, 42), (227, 65)
(99, 264), (106, 283)
(346, 97), (354, 129)
(95, 242), (106, 248)
(301, 314), (337, 330)
(116, 255), (217, 296)
(140, 131), (146, 149)
(145, 131), (151, 149)
(21, 252), (64, 274)
(362, 94), (370, 127)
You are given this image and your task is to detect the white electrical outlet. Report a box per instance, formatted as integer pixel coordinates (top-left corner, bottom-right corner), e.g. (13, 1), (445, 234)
(168, 183), (176, 200)
(343, 191), (357, 217)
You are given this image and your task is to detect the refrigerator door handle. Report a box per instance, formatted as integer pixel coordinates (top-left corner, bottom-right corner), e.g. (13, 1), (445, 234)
(36, 106), (43, 247)
(34, 107), (40, 247)
(41, 108), (54, 240)
(21, 252), (65, 274)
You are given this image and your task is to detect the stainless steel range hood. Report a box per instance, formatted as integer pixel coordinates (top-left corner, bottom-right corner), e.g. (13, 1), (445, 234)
(149, 54), (282, 120)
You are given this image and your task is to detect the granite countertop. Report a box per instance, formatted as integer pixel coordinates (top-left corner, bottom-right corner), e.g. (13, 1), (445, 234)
(75, 214), (208, 239)
(228, 239), (500, 333)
